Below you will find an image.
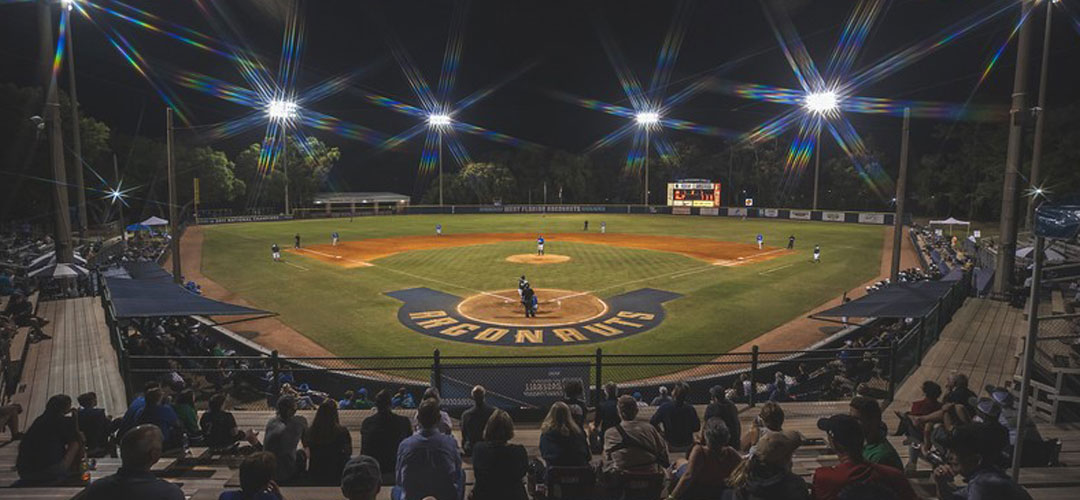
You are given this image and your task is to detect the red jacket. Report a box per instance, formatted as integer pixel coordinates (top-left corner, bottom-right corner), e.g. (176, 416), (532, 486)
(812, 460), (917, 500)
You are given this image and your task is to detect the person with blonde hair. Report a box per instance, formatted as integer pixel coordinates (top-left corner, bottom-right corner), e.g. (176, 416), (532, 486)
(540, 401), (591, 468)
(742, 401), (784, 453)
(724, 430), (808, 500)
(471, 410), (529, 500)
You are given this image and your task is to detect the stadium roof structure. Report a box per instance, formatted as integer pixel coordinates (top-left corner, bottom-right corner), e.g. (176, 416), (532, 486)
(312, 192), (410, 205)
(811, 280), (956, 319)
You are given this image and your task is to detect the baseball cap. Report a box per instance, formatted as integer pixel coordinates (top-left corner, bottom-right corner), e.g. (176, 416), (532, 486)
(754, 430), (803, 466)
(817, 414), (864, 451)
(341, 455), (381, 497)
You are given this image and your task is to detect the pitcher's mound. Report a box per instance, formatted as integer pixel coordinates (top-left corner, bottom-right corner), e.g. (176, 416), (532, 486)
(505, 254), (571, 264)
(457, 288), (606, 327)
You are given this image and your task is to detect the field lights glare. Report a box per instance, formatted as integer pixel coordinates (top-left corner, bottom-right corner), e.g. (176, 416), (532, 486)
(804, 91), (840, 115)
(267, 99), (299, 121)
(427, 113), (452, 127)
(635, 111), (660, 126)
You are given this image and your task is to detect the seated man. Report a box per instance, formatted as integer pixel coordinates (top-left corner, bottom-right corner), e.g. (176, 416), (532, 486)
(200, 393), (261, 453)
(394, 398), (463, 500)
(16, 395), (83, 485)
(410, 387), (453, 435)
(361, 389), (412, 486)
(218, 451), (282, 500)
(849, 396), (903, 471)
(911, 373), (977, 455)
(812, 414), (916, 500)
(649, 382), (700, 451)
(603, 395), (670, 477)
(933, 423), (1033, 500)
(460, 385), (494, 457)
(81, 424), (184, 500)
(896, 380), (943, 471)
(134, 388), (183, 449)
(77, 392), (120, 458)
(264, 395), (308, 484)
(341, 455), (383, 500)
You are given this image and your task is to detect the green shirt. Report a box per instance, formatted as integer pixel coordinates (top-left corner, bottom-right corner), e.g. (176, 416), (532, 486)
(863, 439), (904, 471)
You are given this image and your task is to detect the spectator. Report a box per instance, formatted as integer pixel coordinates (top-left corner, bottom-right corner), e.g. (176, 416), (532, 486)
(201, 393), (261, 453)
(82, 424), (184, 499)
(0, 270), (14, 296)
(651, 386), (672, 406)
(218, 451), (284, 500)
(650, 382), (701, 451)
(338, 391), (357, 410)
(633, 391), (648, 407)
(562, 379), (588, 430)
(392, 388), (416, 409)
(602, 395), (669, 477)
(895, 380), (942, 439)
(594, 381), (620, 435)
(725, 429), (808, 500)
(264, 395), (309, 484)
(394, 398), (464, 500)
(705, 384), (742, 449)
(341, 455), (382, 500)
(460, 385), (495, 456)
(77, 392), (117, 458)
(471, 409), (529, 500)
(172, 390), (201, 444)
(769, 372), (788, 401)
(811, 415), (916, 500)
(0, 403), (22, 443)
(539, 401), (591, 468)
(361, 389), (412, 486)
(849, 396), (903, 471)
(16, 394), (83, 485)
(3, 291), (47, 329)
(411, 388), (452, 435)
(911, 373), (976, 455)
(742, 401), (785, 454)
(118, 381), (160, 438)
(353, 388), (373, 409)
(303, 400), (352, 485)
(933, 423), (1032, 500)
(135, 388), (183, 449)
(668, 417), (742, 500)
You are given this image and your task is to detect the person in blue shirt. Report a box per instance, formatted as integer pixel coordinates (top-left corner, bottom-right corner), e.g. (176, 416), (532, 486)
(933, 423), (1033, 500)
(394, 399), (463, 500)
(757, 233), (764, 250)
(649, 382), (701, 452)
(332, 232), (340, 246)
(134, 388), (183, 449)
(537, 235), (545, 256)
(0, 271), (14, 296)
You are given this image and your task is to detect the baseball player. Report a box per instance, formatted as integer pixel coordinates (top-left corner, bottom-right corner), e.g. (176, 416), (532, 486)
(813, 244), (821, 263)
(787, 235), (795, 249)
(271, 243), (281, 262)
(583, 220), (589, 231)
(331, 231), (339, 246)
(536, 235), (545, 256)
(294, 233), (301, 249)
(601, 221), (606, 234)
(756, 233), (764, 250)
(521, 285), (537, 318)
(435, 224), (442, 236)
(518, 275), (529, 298)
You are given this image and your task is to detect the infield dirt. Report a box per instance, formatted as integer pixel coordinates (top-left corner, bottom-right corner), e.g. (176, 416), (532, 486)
(457, 288), (608, 327)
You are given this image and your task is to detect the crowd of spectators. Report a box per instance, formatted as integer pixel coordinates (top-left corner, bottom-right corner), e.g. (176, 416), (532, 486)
(911, 224), (973, 276)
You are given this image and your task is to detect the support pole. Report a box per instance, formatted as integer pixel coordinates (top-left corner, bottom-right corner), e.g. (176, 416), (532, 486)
(813, 126), (821, 210)
(891, 108), (911, 282)
(1026, 0), (1053, 230)
(1012, 234), (1044, 481)
(39, 0), (73, 264)
(166, 108), (181, 284)
(644, 128), (650, 205)
(113, 154), (125, 243)
(994, 0), (1034, 297)
(438, 130), (444, 206)
(284, 141), (290, 216)
(65, 13), (87, 238)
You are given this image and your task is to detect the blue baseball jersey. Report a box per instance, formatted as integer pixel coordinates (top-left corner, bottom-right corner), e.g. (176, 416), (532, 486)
(332, 232), (338, 238)
(537, 236), (545, 245)
(757, 234), (763, 242)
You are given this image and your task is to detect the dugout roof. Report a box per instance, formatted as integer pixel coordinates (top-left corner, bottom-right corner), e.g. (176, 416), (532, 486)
(812, 280), (957, 319)
(104, 270), (272, 319)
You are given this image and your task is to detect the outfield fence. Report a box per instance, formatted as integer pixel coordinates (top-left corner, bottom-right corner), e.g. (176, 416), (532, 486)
(106, 271), (971, 418)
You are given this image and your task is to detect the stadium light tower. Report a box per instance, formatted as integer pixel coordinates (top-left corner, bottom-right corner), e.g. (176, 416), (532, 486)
(428, 112), (452, 206)
(803, 91), (840, 210)
(267, 99), (299, 214)
(635, 111), (660, 205)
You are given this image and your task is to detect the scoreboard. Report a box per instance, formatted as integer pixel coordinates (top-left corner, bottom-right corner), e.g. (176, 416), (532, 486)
(667, 180), (721, 207)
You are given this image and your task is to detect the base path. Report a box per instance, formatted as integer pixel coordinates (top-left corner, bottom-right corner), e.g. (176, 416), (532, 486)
(457, 288), (607, 327)
(505, 254), (571, 264)
(289, 232), (789, 267)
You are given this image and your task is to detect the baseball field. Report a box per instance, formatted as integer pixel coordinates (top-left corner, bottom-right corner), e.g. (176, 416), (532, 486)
(191, 214), (887, 364)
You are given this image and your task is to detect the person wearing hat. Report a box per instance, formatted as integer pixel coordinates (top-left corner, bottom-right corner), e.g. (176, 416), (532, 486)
(705, 384), (741, 449)
(341, 455), (382, 500)
(811, 414), (916, 500)
(933, 423), (1033, 500)
(724, 429), (808, 500)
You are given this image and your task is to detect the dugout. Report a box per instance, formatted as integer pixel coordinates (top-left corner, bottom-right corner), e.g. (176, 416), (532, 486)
(307, 192), (410, 217)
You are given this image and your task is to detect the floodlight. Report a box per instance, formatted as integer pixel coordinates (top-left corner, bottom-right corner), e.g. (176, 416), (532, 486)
(428, 113), (452, 127)
(61, 0), (75, 11)
(804, 91), (840, 115)
(267, 99), (299, 121)
(635, 111), (660, 126)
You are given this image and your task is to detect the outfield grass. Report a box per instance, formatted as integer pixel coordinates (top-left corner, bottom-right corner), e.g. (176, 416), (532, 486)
(200, 214), (884, 364)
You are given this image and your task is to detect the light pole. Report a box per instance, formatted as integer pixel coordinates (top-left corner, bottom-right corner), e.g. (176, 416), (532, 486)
(635, 111), (660, 205)
(38, 0), (74, 263)
(804, 91), (839, 211)
(891, 108), (912, 282)
(428, 113), (452, 206)
(1027, 0), (1056, 230)
(61, 0), (87, 237)
(166, 107), (181, 283)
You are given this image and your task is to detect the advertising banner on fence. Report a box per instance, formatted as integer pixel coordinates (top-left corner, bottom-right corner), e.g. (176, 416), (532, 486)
(822, 211), (845, 222)
(858, 213), (886, 224)
(728, 208), (747, 217)
(762, 208), (779, 218)
(441, 363), (591, 410)
(789, 210), (811, 220)
(672, 207), (691, 215)
(700, 207), (719, 216)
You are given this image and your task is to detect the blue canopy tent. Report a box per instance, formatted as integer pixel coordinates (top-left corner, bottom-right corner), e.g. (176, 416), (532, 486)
(126, 223), (151, 232)
(811, 280), (958, 319)
(104, 267), (275, 323)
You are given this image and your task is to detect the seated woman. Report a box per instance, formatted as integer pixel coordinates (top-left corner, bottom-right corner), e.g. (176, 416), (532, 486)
(471, 410), (529, 500)
(200, 394), (260, 453)
(301, 400), (352, 485)
(668, 417), (742, 500)
(539, 402), (591, 469)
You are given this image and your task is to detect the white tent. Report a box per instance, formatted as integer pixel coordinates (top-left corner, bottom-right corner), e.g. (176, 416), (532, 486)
(27, 251), (86, 270)
(139, 216), (169, 226)
(929, 217), (971, 236)
(28, 262), (89, 279)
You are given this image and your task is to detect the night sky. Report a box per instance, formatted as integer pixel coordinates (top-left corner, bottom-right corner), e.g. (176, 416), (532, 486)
(1, 0), (1078, 194)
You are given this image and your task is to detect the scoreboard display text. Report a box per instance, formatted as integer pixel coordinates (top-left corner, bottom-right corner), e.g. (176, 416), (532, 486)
(667, 182), (721, 207)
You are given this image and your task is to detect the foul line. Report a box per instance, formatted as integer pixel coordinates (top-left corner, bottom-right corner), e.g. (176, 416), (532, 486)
(282, 261), (309, 271)
(758, 263), (795, 275)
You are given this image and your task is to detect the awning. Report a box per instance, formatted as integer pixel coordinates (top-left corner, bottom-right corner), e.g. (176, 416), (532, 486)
(140, 216), (169, 226)
(105, 276), (273, 319)
(122, 262), (173, 281)
(28, 263), (90, 279)
(929, 217), (970, 226)
(812, 280), (957, 319)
